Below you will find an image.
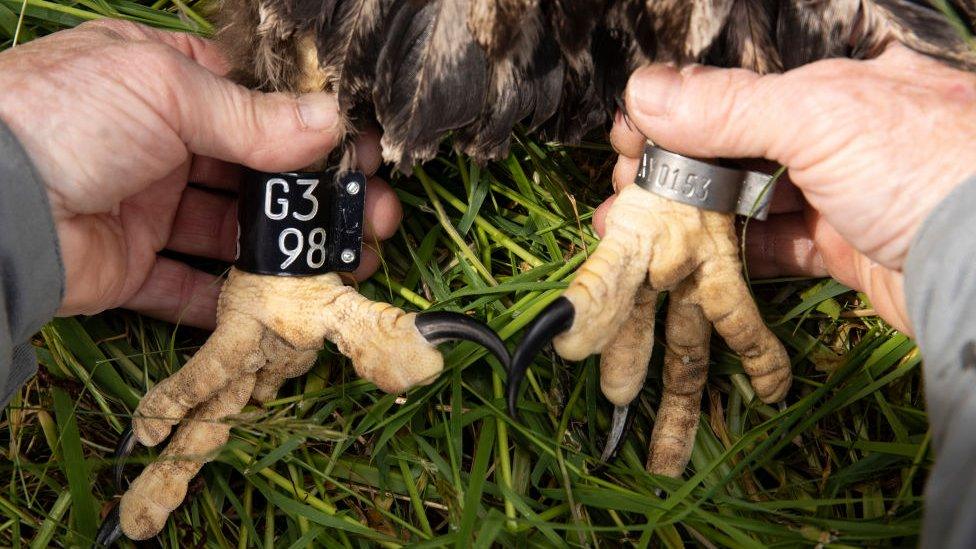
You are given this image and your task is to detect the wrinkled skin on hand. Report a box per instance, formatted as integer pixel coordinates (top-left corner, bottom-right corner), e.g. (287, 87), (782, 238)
(0, 20), (399, 327)
(610, 46), (976, 335)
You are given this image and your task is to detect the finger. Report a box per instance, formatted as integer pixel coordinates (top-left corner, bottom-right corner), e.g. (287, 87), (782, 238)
(693, 253), (792, 404)
(805, 209), (863, 290)
(364, 176), (402, 241)
(623, 63), (846, 166)
(167, 187), (238, 262)
(612, 155), (640, 193)
(347, 245), (381, 282)
(154, 55), (343, 170)
(189, 156), (242, 191)
(768, 178), (805, 214)
(188, 128), (380, 191)
(807, 211), (912, 334)
(592, 195), (615, 238)
(610, 110), (646, 158)
(132, 311), (265, 446)
(553, 185), (660, 360)
(78, 19), (231, 76)
(187, 130), (379, 192)
(850, 258), (911, 335)
(119, 374), (254, 540)
(122, 258), (222, 330)
(647, 282), (710, 477)
(354, 126), (383, 176)
(743, 212), (828, 279)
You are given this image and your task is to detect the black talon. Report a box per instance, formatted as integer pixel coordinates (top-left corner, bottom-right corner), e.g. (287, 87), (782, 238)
(113, 427), (137, 491)
(415, 311), (511, 370)
(507, 297), (575, 418)
(95, 501), (123, 547)
(600, 404), (634, 462)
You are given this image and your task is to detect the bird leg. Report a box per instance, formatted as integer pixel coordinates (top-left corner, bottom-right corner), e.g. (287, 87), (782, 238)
(96, 26), (514, 544)
(97, 374), (256, 544)
(598, 282), (657, 461)
(99, 268), (508, 543)
(646, 280), (709, 476)
(250, 333), (320, 404)
(509, 182), (791, 476)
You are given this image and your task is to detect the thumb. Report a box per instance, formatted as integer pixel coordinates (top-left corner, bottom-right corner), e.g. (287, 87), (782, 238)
(163, 58), (342, 171)
(623, 63), (800, 163)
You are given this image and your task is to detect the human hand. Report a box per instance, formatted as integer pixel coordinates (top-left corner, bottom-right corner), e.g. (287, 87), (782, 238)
(604, 45), (976, 335)
(0, 20), (402, 329)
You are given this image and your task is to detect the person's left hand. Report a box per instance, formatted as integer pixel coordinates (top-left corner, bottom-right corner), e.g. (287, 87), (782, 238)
(0, 20), (402, 329)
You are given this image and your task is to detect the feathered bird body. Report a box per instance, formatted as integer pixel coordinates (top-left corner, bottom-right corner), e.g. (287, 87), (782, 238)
(217, 0), (975, 170)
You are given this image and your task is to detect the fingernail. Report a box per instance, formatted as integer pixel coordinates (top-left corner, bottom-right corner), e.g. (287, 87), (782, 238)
(626, 65), (682, 118)
(297, 92), (339, 131)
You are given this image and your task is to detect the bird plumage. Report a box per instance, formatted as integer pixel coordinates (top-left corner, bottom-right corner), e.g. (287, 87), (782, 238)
(215, 0), (976, 170)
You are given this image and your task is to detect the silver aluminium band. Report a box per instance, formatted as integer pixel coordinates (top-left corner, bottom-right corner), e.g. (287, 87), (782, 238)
(635, 144), (776, 220)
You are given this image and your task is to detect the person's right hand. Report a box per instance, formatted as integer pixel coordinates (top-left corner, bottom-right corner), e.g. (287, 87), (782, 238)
(0, 20), (402, 329)
(602, 45), (976, 335)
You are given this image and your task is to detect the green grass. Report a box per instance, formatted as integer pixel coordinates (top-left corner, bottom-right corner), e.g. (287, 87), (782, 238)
(0, 4), (931, 547)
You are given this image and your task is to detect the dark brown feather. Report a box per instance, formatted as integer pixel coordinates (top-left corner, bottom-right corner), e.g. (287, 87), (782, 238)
(775, 0), (862, 69)
(454, 0), (563, 162)
(533, 0), (609, 144)
(218, 0), (976, 172)
(216, 0), (319, 91)
(709, 0), (782, 73)
(455, 5), (566, 160)
(546, 0), (607, 58)
(373, 0), (489, 169)
(956, 0), (976, 25)
(628, 0), (735, 62)
(468, 0), (538, 60)
(316, 0), (392, 112)
(860, 0), (976, 70)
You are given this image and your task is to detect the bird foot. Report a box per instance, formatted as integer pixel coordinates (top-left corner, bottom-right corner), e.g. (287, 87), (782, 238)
(103, 269), (508, 542)
(508, 183), (791, 476)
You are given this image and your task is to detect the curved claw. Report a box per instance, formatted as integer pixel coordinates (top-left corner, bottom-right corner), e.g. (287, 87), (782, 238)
(600, 405), (632, 462)
(95, 502), (123, 547)
(415, 311), (510, 369)
(507, 297), (575, 418)
(113, 427), (137, 491)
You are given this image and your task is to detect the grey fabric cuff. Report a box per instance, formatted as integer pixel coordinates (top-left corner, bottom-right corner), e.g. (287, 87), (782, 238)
(0, 119), (64, 407)
(905, 175), (976, 354)
(904, 175), (976, 549)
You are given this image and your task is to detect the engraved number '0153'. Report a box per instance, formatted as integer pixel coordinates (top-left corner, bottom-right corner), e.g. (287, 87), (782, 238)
(654, 163), (711, 201)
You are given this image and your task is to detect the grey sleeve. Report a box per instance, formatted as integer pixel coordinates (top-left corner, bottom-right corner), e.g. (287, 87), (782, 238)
(905, 176), (976, 549)
(0, 119), (64, 407)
